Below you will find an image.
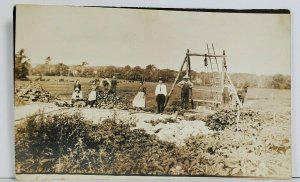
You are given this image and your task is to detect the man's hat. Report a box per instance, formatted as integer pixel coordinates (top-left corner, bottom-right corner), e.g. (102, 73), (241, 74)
(183, 75), (189, 79)
(75, 87), (80, 91)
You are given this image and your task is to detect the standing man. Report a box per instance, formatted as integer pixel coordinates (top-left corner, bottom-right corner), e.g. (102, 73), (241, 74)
(177, 75), (194, 109)
(155, 77), (167, 114)
(110, 76), (118, 94)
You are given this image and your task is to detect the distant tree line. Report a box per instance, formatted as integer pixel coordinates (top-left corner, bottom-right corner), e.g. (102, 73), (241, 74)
(15, 49), (291, 89)
(270, 74), (291, 89)
(230, 73), (291, 89)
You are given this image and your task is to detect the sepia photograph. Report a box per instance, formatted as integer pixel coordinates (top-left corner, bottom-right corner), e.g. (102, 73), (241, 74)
(14, 5), (291, 180)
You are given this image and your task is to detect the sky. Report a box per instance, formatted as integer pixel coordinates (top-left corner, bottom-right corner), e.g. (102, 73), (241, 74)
(15, 5), (291, 75)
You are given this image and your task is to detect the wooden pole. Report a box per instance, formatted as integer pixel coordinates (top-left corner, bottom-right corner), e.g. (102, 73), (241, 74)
(163, 56), (187, 110)
(187, 49), (194, 109)
(221, 50), (225, 105)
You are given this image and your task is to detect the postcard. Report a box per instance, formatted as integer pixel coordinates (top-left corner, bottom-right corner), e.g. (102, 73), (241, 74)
(14, 5), (291, 180)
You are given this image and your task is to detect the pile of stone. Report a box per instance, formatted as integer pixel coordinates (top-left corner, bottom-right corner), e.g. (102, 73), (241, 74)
(55, 91), (130, 109)
(55, 100), (76, 107)
(15, 83), (54, 103)
(95, 91), (130, 110)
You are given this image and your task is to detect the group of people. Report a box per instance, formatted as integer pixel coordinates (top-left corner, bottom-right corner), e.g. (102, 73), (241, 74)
(132, 75), (194, 113)
(71, 75), (195, 113)
(222, 80), (249, 107)
(71, 75), (242, 112)
(71, 76), (118, 107)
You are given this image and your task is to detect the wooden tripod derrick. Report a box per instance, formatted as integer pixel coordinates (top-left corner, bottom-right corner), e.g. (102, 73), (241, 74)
(164, 44), (242, 110)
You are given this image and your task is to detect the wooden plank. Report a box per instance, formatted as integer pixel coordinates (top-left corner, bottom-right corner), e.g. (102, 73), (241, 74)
(193, 99), (221, 104)
(193, 88), (223, 93)
(187, 53), (226, 58)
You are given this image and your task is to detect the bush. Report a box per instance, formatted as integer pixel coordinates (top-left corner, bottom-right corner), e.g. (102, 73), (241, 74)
(15, 112), (177, 174)
(15, 110), (291, 177)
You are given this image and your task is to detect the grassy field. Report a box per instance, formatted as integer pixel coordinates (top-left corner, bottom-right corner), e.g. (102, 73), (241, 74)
(16, 75), (291, 112)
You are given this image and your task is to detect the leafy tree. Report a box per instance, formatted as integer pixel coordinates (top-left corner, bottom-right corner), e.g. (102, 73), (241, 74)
(44, 56), (52, 74)
(271, 74), (291, 89)
(78, 61), (89, 76)
(130, 66), (143, 81)
(33, 64), (48, 76)
(15, 49), (32, 80)
(145, 64), (158, 81)
(45, 56), (51, 65)
(52, 63), (69, 76)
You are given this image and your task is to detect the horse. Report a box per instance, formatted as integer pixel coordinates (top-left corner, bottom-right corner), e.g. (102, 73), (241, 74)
(237, 86), (248, 105)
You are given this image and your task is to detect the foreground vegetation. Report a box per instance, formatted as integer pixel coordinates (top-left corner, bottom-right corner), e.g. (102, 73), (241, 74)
(15, 109), (291, 177)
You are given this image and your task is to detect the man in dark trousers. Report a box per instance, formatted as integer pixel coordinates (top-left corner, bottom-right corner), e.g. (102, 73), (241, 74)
(155, 77), (167, 114)
(110, 76), (118, 94)
(177, 75), (194, 109)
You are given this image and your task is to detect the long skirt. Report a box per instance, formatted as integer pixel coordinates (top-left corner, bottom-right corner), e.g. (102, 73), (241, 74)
(132, 92), (146, 108)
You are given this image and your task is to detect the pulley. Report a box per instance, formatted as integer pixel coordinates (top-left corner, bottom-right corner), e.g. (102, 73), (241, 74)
(204, 54), (208, 67)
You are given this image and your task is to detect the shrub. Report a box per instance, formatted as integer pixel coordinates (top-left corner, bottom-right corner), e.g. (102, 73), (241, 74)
(15, 110), (291, 177)
(15, 112), (177, 174)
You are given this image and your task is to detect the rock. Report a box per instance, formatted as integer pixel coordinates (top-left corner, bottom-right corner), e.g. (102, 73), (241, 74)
(15, 83), (55, 104)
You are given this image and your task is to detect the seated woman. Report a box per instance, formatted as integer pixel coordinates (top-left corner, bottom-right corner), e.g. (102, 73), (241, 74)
(71, 87), (83, 102)
(86, 84), (97, 108)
